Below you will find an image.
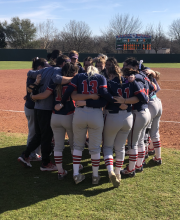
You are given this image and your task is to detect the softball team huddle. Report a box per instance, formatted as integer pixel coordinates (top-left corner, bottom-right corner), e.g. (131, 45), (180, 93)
(18, 50), (162, 188)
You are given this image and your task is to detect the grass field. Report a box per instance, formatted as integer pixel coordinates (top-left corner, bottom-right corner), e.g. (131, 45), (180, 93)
(0, 132), (180, 219)
(0, 61), (180, 70)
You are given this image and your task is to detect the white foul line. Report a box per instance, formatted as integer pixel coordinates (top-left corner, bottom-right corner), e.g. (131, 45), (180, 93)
(160, 121), (180, 124)
(0, 109), (24, 113)
(0, 109), (180, 124)
(161, 89), (180, 91)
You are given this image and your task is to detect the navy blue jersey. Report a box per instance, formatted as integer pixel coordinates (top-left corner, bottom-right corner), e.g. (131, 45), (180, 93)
(25, 78), (35, 109)
(47, 80), (75, 115)
(78, 66), (85, 73)
(60, 73), (115, 108)
(106, 76), (149, 113)
(135, 73), (156, 99)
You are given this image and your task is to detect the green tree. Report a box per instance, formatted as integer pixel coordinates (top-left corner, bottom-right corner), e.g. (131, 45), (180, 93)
(0, 24), (7, 48)
(4, 17), (36, 49)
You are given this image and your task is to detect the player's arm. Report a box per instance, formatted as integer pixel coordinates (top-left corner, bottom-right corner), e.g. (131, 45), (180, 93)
(76, 97), (107, 108)
(31, 79), (54, 101)
(31, 90), (52, 100)
(113, 96), (139, 104)
(27, 69), (43, 79)
(98, 76), (116, 103)
(52, 72), (73, 85)
(60, 75), (79, 105)
(71, 91), (99, 101)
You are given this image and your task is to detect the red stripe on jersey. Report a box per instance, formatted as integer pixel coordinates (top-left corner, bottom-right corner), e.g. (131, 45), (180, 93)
(144, 77), (150, 82)
(46, 87), (53, 92)
(134, 89), (142, 95)
(69, 82), (77, 88)
(99, 85), (107, 88)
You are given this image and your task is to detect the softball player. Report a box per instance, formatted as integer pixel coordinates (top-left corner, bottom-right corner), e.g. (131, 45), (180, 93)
(114, 67), (155, 176)
(32, 63), (100, 179)
(142, 69), (162, 165)
(103, 67), (148, 187)
(59, 66), (116, 185)
(24, 57), (48, 161)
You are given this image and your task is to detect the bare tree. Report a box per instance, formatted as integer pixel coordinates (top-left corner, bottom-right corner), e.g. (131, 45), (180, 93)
(59, 20), (92, 53)
(169, 19), (180, 41)
(144, 23), (167, 54)
(102, 14), (142, 36)
(36, 19), (58, 50)
(100, 14), (142, 53)
(168, 19), (180, 53)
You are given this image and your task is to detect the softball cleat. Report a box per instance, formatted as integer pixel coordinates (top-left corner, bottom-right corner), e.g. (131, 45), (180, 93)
(40, 162), (58, 171)
(135, 165), (143, 172)
(152, 157), (162, 165)
(58, 170), (68, 180)
(120, 165), (135, 177)
(73, 173), (85, 184)
(109, 171), (120, 188)
(18, 153), (32, 168)
(92, 175), (101, 185)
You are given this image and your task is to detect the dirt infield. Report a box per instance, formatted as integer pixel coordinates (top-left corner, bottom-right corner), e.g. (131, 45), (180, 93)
(0, 68), (179, 149)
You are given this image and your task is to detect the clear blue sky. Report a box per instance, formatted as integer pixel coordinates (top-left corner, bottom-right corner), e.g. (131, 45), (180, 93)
(0, 0), (179, 36)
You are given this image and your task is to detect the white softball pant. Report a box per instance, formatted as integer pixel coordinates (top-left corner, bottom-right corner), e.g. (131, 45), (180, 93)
(103, 111), (133, 158)
(50, 113), (74, 152)
(128, 108), (151, 149)
(24, 105), (41, 156)
(73, 107), (104, 155)
(148, 97), (162, 141)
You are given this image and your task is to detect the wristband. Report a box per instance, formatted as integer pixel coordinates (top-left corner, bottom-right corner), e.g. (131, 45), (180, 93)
(124, 99), (126, 104)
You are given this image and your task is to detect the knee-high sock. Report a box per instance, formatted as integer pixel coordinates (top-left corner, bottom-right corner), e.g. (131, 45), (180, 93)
(91, 153), (100, 177)
(104, 155), (114, 173)
(128, 149), (138, 171)
(54, 151), (63, 174)
(136, 146), (145, 168)
(115, 158), (124, 175)
(73, 149), (82, 176)
(153, 140), (161, 159)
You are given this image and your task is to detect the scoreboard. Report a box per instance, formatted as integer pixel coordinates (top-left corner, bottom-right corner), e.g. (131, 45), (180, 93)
(116, 34), (151, 50)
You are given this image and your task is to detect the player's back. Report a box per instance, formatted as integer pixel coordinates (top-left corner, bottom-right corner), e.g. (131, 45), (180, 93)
(70, 72), (107, 95)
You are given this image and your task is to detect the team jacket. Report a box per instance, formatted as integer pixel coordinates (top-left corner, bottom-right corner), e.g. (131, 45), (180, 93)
(47, 80), (75, 115)
(25, 78), (36, 109)
(106, 76), (149, 113)
(60, 73), (117, 108)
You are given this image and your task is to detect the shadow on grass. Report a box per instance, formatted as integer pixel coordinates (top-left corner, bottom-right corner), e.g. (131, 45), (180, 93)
(0, 145), (114, 214)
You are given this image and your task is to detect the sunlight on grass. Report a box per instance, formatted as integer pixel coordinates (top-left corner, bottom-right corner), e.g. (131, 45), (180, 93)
(0, 132), (180, 219)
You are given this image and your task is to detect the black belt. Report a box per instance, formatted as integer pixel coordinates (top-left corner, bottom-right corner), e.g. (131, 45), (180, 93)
(108, 109), (131, 114)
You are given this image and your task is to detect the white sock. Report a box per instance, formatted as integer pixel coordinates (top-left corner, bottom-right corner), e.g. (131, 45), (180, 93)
(115, 158), (124, 175)
(73, 149), (82, 176)
(136, 146), (145, 168)
(128, 149), (138, 171)
(153, 140), (161, 159)
(91, 153), (100, 177)
(104, 155), (114, 173)
(54, 151), (63, 174)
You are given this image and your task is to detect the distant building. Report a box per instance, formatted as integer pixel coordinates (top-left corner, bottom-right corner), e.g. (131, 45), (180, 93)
(145, 48), (170, 54)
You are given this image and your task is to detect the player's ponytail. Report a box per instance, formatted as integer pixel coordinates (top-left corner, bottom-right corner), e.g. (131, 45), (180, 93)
(122, 67), (139, 76)
(32, 57), (46, 70)
(86, 66), (99, 80)
(154, 71), (160, 81)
